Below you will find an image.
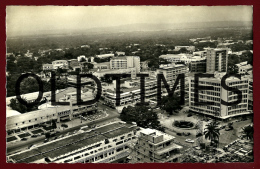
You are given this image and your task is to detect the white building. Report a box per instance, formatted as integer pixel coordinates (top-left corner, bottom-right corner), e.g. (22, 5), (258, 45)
(93, 68), (137, 79)
(52, 60), (69, 70)
(96, 54), (114, 59)
(77, 55), (86, 62)
(110, 56), (140, 74)
(8, 121), (137, 163)
(129, 128), (183, 163)
(235, 61), (253, 75)
(189, 72), (252, 120)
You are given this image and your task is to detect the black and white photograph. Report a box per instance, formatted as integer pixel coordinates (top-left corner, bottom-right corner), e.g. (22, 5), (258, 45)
(6, 6), (253, 163)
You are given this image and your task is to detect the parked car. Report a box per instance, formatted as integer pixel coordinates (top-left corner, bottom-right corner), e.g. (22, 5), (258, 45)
(177, 133), (182, 136)
(185, 139), (195, 143)
(196, 133), (203, 137)
(193, 146), (201, 150)
(184, 132), (191, 136)
(21, 138), (27, 141)
(28, 144), (36, 149)
(44, 138), (49, 143)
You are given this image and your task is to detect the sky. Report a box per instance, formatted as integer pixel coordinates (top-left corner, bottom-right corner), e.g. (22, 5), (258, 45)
(6, 6), (253, 37)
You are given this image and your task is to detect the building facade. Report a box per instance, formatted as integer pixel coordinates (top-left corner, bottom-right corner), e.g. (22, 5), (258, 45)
(129, 128), (183, 163)
(156, 64), (188, 86)
(8, 122), (137, 163)
(206, 48), (228, 73)
(52, 60), (69, 70)
(189, 73), (252, 119)
(110, 56), (140, 74)
(189, 59), (207, 73)
(6, 102), (97, 133)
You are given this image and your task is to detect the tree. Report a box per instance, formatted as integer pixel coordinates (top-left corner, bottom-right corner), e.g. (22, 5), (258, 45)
(160, 94), (182, 115)
(45, 132), (51, 139)
(100, 74), (113, 84)
(204, 121), (220, 147)
(52, 119), (57, 129)
(79, 57), (86, 62)
(82, 62), (94, 73)
(120, 105), (164, 132)
(9, 98), (28, 113)
(240, 125), (253, 140)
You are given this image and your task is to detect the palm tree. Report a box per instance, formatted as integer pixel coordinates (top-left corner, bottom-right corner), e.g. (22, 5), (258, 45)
(204, 121), (220, 147)
(240, 125), (253, 140)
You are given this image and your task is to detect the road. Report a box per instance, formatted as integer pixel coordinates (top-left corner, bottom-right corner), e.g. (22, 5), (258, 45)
(7, 102), (119, 155)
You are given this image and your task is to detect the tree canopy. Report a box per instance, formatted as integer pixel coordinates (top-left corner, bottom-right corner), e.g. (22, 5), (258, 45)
(120, 105), (164, 132)
(159, 94), (182, 114)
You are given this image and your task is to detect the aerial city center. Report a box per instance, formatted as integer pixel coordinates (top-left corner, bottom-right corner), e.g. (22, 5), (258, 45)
(6, 6), (253, 163)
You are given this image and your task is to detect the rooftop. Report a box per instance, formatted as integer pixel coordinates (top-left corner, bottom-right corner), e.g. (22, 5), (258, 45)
(9, 122), (135, 163)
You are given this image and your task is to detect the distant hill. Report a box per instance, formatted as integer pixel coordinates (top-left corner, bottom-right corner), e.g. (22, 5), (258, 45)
(7, 21), (252, 38)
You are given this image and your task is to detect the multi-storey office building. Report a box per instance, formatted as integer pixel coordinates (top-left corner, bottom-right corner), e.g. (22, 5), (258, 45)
(7, 122), (138, 163)
(206, 48), (228, 73)
(248, 78), (253, 111)
(189, 59), (207, 73)
(156, 64), (188, 86)
(110, 56), (140, 74)
(103, 78), (158, 106)
(156, 64), (189, 98)
(129, 128), (183, 163)
(189, 73), (252, 120)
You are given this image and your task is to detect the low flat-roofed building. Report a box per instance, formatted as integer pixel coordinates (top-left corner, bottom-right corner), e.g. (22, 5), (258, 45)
(6, 99), (97, 132)
(6, 91), (52, 106)
(93, 68), (137, 79)
(52, 60), (68, 69)
(115, 51), (125, 56)
(93, 62), (110, 69)
(96, 54), (114, 59)
(159, 54), (191, 64)
(7, 121), (138, 163)
(174, 46), (195, 52)
(235, 61), (253, 75)
(6, 110), (21, 118)
(42, 64), (53, 71)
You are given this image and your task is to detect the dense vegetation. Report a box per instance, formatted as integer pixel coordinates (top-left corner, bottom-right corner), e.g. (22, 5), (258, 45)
(120, 105), (165, 132)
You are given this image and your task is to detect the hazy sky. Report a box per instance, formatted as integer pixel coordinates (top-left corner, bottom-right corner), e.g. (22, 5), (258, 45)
(6, 6), (253, 36)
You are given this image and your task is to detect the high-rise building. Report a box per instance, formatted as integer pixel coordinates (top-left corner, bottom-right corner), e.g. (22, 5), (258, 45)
(206, 48), (228, 73)
(189, 72), (252, 120)
(129, 128), (183, 163)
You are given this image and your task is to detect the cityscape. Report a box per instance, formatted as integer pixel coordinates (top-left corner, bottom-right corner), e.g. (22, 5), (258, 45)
(6, 6), (253, 163)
